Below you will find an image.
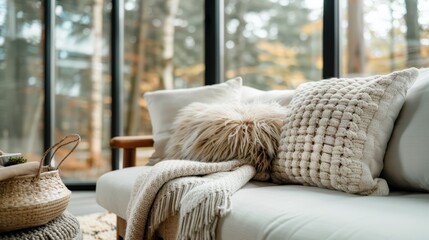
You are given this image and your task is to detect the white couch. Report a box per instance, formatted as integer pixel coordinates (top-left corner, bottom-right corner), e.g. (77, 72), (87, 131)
(96, 69), (429, 240)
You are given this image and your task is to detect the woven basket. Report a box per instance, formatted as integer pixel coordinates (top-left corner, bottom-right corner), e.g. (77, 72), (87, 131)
(0, 134), (81, 233)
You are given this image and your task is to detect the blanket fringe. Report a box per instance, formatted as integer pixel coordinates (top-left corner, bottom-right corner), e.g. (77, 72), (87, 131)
(125, 160), (255, 240)
(176, 165), (255, 240)
(177, 190), (231, 240)
(148, 179), (205, 239)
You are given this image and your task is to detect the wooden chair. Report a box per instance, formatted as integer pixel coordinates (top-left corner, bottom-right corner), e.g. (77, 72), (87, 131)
(109, 135), (154, 240)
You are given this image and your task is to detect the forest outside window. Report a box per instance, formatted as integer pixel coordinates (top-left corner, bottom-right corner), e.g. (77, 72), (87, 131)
(224, 0), (323, 90)
(0, 1), (44, 168)
(123, 0), (204, 166)
(341, 0), (429, 77)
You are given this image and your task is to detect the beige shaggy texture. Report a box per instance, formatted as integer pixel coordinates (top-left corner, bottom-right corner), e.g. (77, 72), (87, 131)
(272, 68), (419, 195)
(165, 101), (287, 181)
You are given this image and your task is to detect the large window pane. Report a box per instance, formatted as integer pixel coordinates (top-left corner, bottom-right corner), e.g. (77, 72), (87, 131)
(0, 1), (43, 161)
(341, 0), (429, 76)
(123, 0), (204, 164)
(55, 0), (111, 182)
(224, 0), (323, 90)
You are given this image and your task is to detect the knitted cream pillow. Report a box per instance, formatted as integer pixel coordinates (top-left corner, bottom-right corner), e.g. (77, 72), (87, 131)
(271, 68), (418, 195)
(164, 102), (287, 181)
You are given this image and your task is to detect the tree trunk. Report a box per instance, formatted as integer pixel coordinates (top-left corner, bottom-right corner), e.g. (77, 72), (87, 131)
(233, 0), (247, 76)
(3, 0), (17, 140)
(160, 0), (180, 90)
(125, 1), (147, 136)
(88, 0), (104, 167)
(26, 93), (43, 153)
(389, 0), (396, 72)
(405, 0), (421, 67)
(347, 0), (365, 74)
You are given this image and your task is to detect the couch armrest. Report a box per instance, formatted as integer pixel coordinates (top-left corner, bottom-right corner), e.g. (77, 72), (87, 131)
(110, 135), (154, 168)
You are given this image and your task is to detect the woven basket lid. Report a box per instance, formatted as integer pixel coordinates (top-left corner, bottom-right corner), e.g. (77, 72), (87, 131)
(0, 211), (81, 240)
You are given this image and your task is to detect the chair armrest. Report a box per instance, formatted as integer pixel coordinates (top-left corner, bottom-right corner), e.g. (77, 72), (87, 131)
(110, 135), (154, 149)
(110, 135), (154, 168)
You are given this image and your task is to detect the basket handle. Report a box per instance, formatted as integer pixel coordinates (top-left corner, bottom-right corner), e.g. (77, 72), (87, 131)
(37, 134), (81, 177)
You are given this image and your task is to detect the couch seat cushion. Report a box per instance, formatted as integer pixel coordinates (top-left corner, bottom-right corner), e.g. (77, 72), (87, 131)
(96, 167), (429, 240)
(219, 184), (429, 240)
(96, 166), (151, 219)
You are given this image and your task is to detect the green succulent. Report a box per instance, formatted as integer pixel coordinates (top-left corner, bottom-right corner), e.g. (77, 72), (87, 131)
(4, 156), (28, 166)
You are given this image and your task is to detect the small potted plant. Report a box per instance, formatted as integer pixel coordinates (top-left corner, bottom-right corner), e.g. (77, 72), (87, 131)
(0, 150), (23, 167)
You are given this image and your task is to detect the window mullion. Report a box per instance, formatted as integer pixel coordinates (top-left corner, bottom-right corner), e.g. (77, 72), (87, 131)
(323, 0), (340, 79)
(204, 0), (224, 85)
(43, 0), (55, 165)
(111, 0), (124, 170)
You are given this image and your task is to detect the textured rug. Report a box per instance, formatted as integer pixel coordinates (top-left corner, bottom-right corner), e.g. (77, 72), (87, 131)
(76, 212), (116, 240)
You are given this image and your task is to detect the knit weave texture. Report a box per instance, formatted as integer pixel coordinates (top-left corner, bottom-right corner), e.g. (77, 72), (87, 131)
(125, 160), (255, 240)
(0, 211), (81, 240)
(272, 68), (418, 195)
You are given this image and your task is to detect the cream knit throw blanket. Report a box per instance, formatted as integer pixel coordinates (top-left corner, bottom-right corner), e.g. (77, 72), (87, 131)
(126, 160), (256, 240)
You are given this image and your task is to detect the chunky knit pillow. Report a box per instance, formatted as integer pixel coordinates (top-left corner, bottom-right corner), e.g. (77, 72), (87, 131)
(164, 102), (287, 181)
(271, 68), (418, 195)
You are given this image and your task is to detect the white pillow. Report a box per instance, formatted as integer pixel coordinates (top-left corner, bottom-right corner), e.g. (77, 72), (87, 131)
(272, 68), (418, 195)
(382, 68), (429, 192)
(241, 86), (295, 106)
(144, 77), (242, 164)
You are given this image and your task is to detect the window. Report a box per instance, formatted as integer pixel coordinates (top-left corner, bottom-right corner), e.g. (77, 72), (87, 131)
(0, 0), (427, 189)
(224, 0), (323, 90)
(0, 1), (44, 161)
(122, 0), (204, 164)
(55, 0), (112, 182)
(341, 0), (429, 76)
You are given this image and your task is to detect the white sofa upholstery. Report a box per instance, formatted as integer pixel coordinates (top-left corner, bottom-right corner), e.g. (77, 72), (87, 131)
(96, 68), (429, 239)
(97, 166), (429, 239)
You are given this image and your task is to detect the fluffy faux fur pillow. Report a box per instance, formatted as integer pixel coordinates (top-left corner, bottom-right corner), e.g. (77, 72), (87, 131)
(164, 102), (287, 181)
(144, 77), (242, 165)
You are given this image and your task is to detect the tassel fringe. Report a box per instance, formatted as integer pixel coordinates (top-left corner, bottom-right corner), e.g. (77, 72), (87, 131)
(177, 190), (231, 240)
